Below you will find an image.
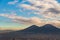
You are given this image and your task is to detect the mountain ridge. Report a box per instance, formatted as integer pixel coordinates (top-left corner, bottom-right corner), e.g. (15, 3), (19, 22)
(14, 24), (60, 34)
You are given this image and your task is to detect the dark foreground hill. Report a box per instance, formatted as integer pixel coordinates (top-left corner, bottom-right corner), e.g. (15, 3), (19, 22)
(14, 24), (60, 34)
(0, 24), (60, 40)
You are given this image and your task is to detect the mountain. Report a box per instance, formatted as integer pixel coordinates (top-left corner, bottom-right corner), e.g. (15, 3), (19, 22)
(0, 24), (60, 40)
(20, 25), (40, 33)
(15, 24), (60, 34)
(39, 24), (60, 34)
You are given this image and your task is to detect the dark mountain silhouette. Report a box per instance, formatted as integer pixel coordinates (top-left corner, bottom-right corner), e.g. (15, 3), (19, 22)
(38, 24), (60, 34)
(14, 24), (60, 34)
(0, 24), (60, 40)
(20, 25), (40, 33)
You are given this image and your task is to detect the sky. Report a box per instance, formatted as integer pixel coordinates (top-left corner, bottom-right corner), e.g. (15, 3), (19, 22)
(0, 0), (60, 30)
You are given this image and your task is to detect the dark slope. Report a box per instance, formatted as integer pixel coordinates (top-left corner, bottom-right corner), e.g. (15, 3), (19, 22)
(0, 24), (60, 40)
(14, 24), (60, 34)
(19, 25), (40, 33)
(39, 24), (60, 34)
(2, 24), (60, 36)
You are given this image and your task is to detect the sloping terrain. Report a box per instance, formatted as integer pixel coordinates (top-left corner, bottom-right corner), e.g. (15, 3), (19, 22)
(0, 24), (60, 40)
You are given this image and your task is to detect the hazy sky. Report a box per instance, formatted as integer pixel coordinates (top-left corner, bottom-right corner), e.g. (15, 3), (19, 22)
(0, 0), (60, 30)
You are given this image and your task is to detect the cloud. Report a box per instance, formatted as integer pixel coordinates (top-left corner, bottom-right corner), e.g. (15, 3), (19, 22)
(0, 14), (45, 26)
(0, 14), (60, 27)
(8, 0), (18, 5)
(18, 0), (60, 19)
(8, 0), (60, 20)
(1, 0), (60, 27)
